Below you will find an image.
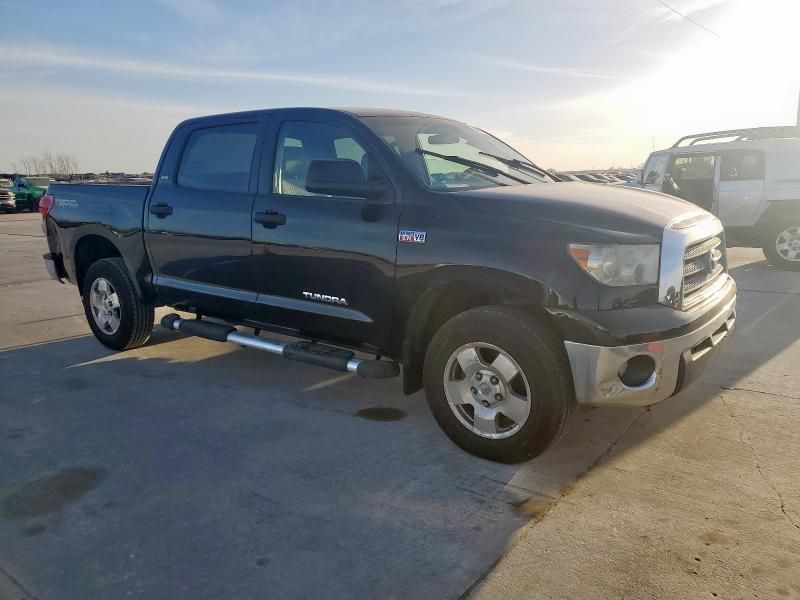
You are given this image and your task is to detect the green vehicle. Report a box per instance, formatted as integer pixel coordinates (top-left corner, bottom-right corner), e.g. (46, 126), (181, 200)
(10, 176), (50, 211)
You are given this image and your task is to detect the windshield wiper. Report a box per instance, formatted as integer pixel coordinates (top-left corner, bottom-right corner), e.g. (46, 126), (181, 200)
(415, 148), (529, 185)
(477, 151), (551, 181)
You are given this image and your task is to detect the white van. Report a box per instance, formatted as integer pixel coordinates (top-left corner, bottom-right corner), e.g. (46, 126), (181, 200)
(631, 126), (800, 271)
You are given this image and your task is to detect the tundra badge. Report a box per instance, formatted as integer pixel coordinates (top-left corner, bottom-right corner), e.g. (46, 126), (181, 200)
(302, 292), (349, 306)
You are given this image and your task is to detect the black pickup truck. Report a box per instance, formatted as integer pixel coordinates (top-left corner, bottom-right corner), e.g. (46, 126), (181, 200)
(41, 107), (737, 462)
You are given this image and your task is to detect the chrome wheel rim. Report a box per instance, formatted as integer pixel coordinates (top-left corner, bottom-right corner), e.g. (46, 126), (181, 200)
(89, 277), (122, 335)
(443, 342), (532, 439)
(776, 226), (800, 262)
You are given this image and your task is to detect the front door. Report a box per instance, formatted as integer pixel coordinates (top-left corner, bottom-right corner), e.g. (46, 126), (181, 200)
(144, 119), (262, 320)
(663, 153), (719, 213)
(250, 118), (400, 351)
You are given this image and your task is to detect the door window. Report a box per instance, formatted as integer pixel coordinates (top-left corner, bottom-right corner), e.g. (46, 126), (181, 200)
(669, 155), (716, 181)
(720, 150), (764, 181)
(273, 121), (372, 197)
(177, 123), (258, 193)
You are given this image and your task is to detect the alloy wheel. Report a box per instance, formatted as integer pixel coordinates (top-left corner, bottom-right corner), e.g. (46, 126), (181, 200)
(443, 342), (532, 439)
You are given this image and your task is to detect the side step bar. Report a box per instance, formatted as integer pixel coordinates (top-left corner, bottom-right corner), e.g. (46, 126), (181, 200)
(160, 314), (400, 379)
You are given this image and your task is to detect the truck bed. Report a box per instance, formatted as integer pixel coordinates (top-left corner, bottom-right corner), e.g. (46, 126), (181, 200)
(45, 183), (153, 291)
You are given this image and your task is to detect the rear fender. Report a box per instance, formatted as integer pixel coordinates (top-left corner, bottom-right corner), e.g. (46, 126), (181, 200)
(69, 227), (154, 301)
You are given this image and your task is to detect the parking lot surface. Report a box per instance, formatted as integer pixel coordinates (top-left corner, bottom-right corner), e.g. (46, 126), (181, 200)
(1, 212), (798, 599)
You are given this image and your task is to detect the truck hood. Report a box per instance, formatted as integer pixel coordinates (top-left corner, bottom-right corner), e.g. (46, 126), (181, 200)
(455, 182), (701, 241)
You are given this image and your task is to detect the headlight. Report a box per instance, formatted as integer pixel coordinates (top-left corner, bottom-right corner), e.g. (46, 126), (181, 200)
(568, 243), (660, 286)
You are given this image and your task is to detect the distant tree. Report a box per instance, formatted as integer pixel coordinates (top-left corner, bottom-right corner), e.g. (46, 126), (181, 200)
(12, 150), (79, 180)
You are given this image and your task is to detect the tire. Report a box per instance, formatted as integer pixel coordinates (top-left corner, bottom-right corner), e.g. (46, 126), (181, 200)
(423, 305), (575, 463)
(81, 257), (154, 350)
(762, 223), (800, 272)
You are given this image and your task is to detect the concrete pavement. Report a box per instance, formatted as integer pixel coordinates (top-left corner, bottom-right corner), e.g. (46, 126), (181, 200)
(0, 213), (798, 599)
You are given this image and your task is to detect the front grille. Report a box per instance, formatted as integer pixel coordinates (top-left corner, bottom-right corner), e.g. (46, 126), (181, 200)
(682, 234), (726, 309)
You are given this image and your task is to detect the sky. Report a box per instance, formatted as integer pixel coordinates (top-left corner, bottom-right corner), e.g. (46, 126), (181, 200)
(1, 0), (799, 173)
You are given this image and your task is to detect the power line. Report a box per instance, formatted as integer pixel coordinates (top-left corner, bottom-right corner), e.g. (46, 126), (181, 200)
(655, 0), (721, 38)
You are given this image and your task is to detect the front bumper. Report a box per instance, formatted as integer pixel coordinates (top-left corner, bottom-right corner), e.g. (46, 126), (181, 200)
(564, 276), (736, 407)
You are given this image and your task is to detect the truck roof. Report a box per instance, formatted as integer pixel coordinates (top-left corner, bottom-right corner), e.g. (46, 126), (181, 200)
(177, 107), (453, 128)
(649, 136), (800, 157)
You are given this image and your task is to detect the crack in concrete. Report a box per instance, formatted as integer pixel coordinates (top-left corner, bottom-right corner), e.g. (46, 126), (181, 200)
(719, 385), (800, 401)
(585, 408), (649, 474)
(737, 288), (800, 296)
(0, 562), (39, 600)
(457, 408), (648, 599)
(719, 393), (800, 532)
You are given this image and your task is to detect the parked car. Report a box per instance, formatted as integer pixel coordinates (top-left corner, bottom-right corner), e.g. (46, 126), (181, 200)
(555, 173), (580, 182)
(10, 176), (50, 211)
(630, 126), (800, 270)
(580, 173), (611, 183)
(0, 187), (15, 212)
(40, 107), (736, 463)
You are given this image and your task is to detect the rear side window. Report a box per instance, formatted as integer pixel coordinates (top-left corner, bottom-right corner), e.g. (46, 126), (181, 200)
(177, 123), (258, 193)
(721, 150), (764, 181)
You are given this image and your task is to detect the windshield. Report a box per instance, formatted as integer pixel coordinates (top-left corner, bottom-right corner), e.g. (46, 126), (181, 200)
(361, 116), (551, 191)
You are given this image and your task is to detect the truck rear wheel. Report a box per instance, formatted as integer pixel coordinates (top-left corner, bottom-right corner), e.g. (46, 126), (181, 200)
(81, 258), (154, 350)
(762, 223), (800, 272)
(423, 306), (575, 463)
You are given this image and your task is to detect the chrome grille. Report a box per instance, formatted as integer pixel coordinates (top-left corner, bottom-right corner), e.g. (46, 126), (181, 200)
(682, 234), (727, 310)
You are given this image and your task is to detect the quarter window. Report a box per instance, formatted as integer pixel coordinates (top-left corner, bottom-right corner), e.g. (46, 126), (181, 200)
(177, 123), (258, 193)
(274, 121), (372, 197)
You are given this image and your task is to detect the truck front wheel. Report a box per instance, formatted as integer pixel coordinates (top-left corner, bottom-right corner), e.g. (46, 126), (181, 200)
(81, 258), (154, 350)
(762, 223), (800, 272)
(423, 306), (575, 463)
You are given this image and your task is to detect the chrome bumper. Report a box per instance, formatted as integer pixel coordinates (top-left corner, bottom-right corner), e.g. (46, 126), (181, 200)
(564, 276), (736, 407)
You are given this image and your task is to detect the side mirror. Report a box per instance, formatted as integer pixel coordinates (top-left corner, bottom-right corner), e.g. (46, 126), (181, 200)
(644, 170), (658, 185)
(305, 159), (390, 202)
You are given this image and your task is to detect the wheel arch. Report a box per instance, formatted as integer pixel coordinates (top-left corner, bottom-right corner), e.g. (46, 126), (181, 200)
(400, 267), (565, 395)
(756, 199), (800, 234)
(73, 234), (132, 295)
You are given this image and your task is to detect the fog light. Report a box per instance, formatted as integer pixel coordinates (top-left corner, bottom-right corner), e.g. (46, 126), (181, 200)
(619, 355), (656, 387)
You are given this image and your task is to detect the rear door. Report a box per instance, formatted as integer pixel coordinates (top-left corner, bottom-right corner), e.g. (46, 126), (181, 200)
(717, 149), (766, 227)
(144, 117), (264, 319)
(249, 116), (401, 350)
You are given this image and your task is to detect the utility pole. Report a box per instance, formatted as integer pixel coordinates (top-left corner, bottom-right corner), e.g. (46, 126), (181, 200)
(796, 89), (800, 126)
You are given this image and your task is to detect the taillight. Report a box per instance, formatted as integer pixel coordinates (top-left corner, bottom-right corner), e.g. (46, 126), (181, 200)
(39, 194), (55, 235)
(39, 194), (55, 219)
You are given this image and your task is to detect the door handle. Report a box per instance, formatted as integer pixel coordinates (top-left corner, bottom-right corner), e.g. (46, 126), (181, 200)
(254, 210), (287, 228)
(149, 203), (173, 218)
